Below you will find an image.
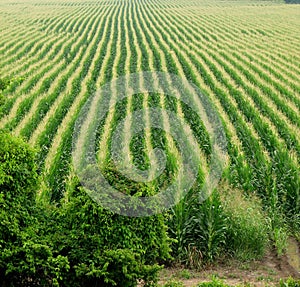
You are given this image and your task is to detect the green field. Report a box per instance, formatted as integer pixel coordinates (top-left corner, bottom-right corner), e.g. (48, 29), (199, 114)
(0, 0), (299, 285)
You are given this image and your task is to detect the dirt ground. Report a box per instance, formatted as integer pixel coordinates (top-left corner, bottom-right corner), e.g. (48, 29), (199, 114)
(158, 248), (300, 287)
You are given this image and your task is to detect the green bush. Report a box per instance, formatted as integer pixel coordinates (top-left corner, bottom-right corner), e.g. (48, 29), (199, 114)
(279, 277), (300, 287)
(0, 130), (38, 200)
(0, 132), (171, 286)
(46, 177), (171, 286)
(0, 131), (69, 286)
(73, 248), (160, 287)
(197, 277), (230, 287)
(162, 279), (185, 287)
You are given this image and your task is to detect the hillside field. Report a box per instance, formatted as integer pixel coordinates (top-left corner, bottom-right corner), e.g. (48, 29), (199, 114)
(0, 0), (299, 285)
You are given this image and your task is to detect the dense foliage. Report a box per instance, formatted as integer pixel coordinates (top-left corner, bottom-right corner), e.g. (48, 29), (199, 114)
(0, 130), (294, 286)
(0, 131), (171, 286)
(0, 130), (298, 285)
(0, 0), (299, 285)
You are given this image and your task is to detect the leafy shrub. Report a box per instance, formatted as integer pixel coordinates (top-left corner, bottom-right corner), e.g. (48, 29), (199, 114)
(0, 132), (171, 286)
(162, 279), (185, 287)
(178, 269), (191, 279)
(197, 277), (230, 287)
(0, 130), (38, 200)
(73, 249), (160, 287)
(279, 277), (300, 287)
(44, 175), (171, 286)
(0, 131), (69, 286)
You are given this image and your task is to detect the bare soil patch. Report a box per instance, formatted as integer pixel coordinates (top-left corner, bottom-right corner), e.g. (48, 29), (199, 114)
(159, 248), (300, 286)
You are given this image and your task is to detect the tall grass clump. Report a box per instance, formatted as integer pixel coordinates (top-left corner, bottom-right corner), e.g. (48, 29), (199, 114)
(222, 187), (270, 260)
